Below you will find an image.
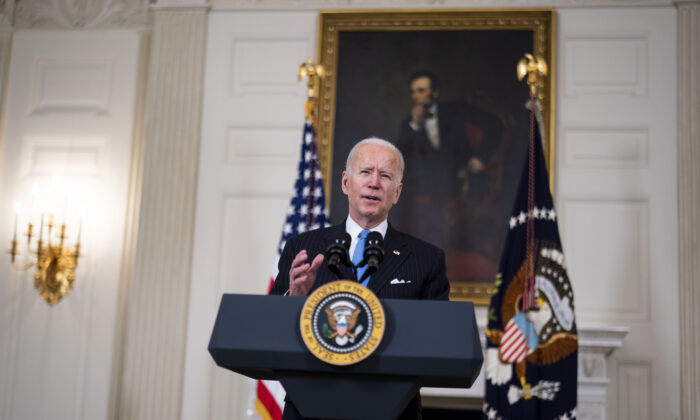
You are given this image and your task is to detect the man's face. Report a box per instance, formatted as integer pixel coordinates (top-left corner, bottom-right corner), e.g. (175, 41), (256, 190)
(410, 76), (439, 106)
(342, 144), (403, 229)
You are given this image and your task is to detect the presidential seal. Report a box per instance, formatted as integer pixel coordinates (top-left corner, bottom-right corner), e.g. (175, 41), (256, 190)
(300, 280), (385, 366)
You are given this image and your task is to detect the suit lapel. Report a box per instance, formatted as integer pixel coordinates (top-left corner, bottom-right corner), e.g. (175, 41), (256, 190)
(367, 224), (410, 294)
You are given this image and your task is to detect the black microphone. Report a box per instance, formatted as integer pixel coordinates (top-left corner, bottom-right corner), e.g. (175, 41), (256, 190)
(325, 232), (352, 279)
(359, 231), (384, 283)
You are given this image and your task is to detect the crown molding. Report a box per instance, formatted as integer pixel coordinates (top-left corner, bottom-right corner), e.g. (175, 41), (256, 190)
(14, 0), (152, 29)
(151, 0), (210, 10)
(209, 0), (675, 11)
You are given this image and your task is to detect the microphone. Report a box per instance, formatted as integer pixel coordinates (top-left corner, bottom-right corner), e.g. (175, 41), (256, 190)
(359, 231), (384, 283)
(325, 232), (352, 279)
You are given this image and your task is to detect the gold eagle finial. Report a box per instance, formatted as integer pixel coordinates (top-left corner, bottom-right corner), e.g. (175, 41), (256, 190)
(517, 53), (548, 100)
(298, 58), (324, 99)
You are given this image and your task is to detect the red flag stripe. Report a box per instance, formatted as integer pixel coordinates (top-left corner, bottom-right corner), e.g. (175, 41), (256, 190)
(507, 339), (528, 362)
(502, 333), (525, 354)
(513, 345), (528, 362)
(501, 327), (523, 347)
(256, 381), (282, 420)
(502, 323), (518, 341)
(500, 325), (523, 351)
(502, 336), (526, 361)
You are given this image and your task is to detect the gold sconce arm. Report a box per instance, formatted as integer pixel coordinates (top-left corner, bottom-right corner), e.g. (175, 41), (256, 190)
(9, 222), (36, 270)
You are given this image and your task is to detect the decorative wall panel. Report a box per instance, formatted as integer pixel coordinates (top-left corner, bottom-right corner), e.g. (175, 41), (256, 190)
(226, 126), (299, 164)
(231, 39), (309, 96)
(22, 136), (105, 175)
(563, 128), (648, 168)
(564, 37), (648, 97)
(30, 57), (113, 115)
(618, 363), (651, 420)
(220, 195), (289, 294)
(563, 200), (649, 321)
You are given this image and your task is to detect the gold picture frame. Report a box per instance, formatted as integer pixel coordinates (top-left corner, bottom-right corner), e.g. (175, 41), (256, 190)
(316, 9), (555, 304)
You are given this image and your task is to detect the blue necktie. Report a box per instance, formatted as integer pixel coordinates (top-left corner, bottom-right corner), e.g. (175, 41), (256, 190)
(352, 230), (371, 286)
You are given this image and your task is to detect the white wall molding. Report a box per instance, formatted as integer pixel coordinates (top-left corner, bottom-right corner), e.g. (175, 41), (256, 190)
(617, 363), (652, 420)
(14, 0), (151, 29)
(562, 35), (649, 98)
(230, 38), (310, 97)
(677, 3), (700, 420)
(0, 29), (13, 135)
(562, 199), (650, 322)
(28, 56), (115, 115)
(557, 8), (677, 419)
(562, 127), (649, 169)
(0, 0), (13, 27)
(210, 0), (676, 10)
(151, 0), (210, 11)
(0, 30), (142, 420)
(578, 326), (629, 420)
(116, 9), (207, 420)
(108, 28), (150, 420)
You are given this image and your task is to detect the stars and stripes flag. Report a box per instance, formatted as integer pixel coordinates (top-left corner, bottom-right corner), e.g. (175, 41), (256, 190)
(483, 97), (578, 420)
(254, 101), (330, 420)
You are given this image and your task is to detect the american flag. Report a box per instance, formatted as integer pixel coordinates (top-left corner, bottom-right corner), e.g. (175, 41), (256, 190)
(254, 115), (330, 420)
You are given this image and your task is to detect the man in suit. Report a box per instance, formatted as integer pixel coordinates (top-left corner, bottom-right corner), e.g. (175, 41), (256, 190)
(394, 71), (503, 250)
(270, 137), (449, 419)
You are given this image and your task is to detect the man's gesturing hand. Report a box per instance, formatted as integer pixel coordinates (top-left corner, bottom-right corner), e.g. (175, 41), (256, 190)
(289, 250), (324, 296)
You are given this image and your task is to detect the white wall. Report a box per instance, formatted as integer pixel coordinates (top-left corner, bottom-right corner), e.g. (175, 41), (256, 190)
(183, 11), (318, 419)
(557, 8), (678, 420)
(0, 31), (142, 420)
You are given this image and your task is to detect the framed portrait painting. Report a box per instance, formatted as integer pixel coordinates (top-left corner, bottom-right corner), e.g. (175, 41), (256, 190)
(315, 10), (555, 304)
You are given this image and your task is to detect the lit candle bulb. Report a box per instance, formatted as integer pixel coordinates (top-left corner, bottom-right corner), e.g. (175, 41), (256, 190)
(77, 207), (85, 245)
(12, 202), (21, 241)
(38, 212), (44, 243)
(50, 176), (59, 222)
(62, 186), (70, 225)
(31, 184), (38, 221)
(77, 216), (82, 245)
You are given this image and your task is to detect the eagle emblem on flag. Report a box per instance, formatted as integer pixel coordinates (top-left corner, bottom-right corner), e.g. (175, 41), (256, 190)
(486, 242), (578, 404)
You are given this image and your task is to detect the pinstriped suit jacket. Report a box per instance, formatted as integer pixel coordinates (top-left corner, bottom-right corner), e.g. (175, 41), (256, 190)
(269, 221), (450, 300)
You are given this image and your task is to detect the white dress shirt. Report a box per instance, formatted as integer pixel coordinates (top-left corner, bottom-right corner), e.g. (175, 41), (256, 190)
(345, 216), (388, 258)
(409, 103), (440, 149)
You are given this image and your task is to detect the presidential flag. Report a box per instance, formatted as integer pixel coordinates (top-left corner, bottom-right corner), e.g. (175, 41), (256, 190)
(483, 99), (578, 420)
(255, 101), (330, 420)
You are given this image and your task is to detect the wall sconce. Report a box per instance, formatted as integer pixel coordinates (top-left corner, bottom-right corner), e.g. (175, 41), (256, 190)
(9, 202), (82, 306)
